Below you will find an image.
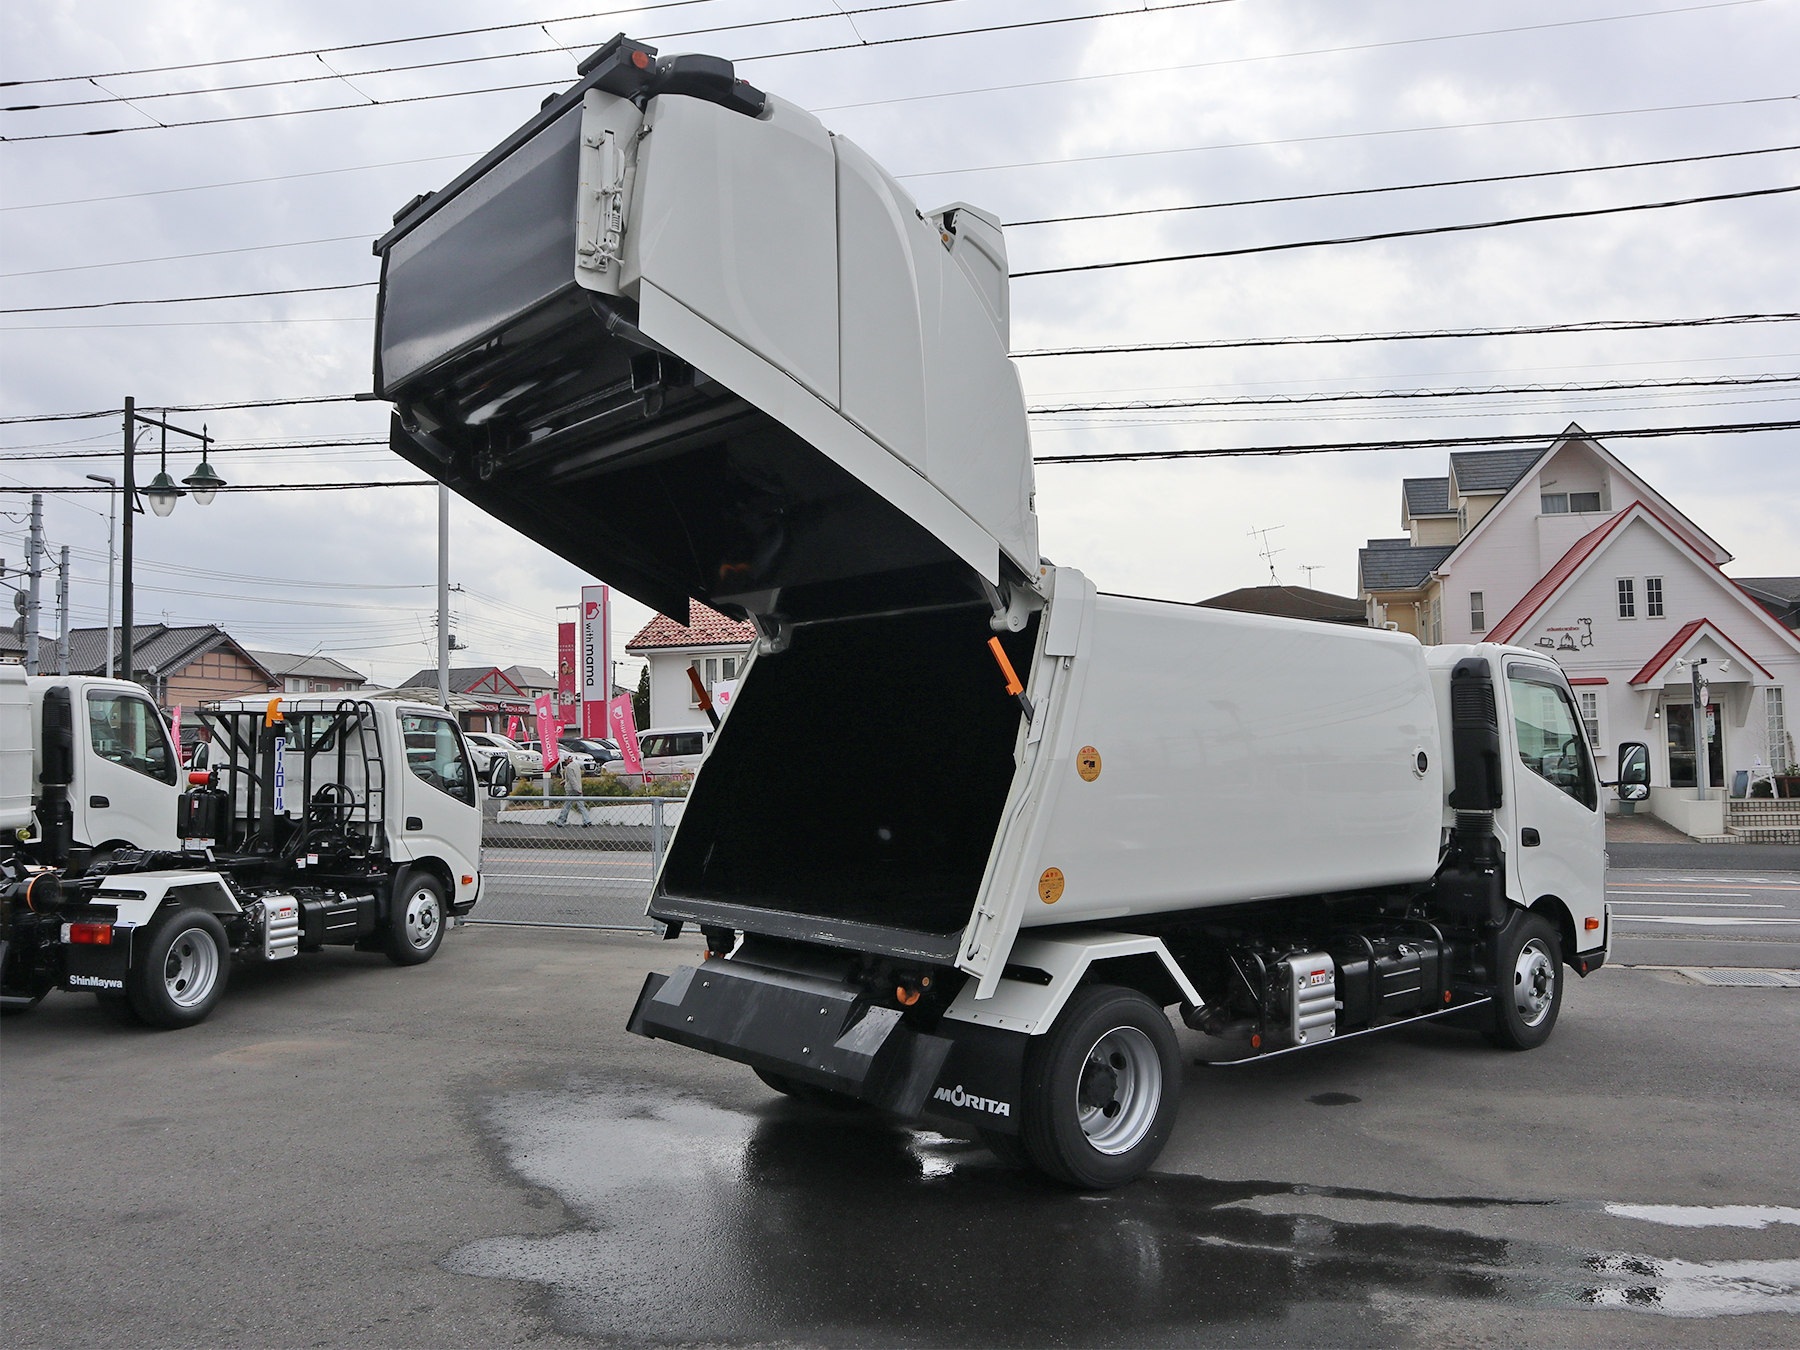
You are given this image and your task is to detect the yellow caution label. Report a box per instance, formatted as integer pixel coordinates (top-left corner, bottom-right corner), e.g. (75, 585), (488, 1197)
(1076, 746), (1102, 782)
(1038, 867), (1065, 904)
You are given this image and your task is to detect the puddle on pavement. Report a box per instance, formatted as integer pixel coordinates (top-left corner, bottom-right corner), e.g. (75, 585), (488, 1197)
(446, 1085), (1800, 1346)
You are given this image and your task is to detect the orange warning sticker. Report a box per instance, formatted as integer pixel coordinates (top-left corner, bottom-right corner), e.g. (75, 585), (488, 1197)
(1038, 867), (1065, 904)
(1076, 746), (1102, 782)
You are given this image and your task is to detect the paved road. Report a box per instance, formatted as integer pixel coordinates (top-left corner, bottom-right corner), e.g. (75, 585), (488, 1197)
(4, 928), (1796, 1349)
(1608, 868), (1800, 971)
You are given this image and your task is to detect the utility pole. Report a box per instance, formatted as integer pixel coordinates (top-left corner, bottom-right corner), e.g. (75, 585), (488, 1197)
(86, 474), (118, 676)
(121, 397), (136, 684)
(437, 482), (450, 709)
(1690, 657), (1710, 802)
(56, 545), (70, 676)
(24, 494), (43, 676)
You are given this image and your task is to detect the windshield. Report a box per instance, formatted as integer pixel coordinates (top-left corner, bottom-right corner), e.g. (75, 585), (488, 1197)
(401, 712), (475, 805)
(1507, 666), (1597, 810)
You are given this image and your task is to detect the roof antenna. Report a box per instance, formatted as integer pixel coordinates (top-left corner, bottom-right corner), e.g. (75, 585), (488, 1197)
(1247, 525), (1284, 585)
(1299, 565), (1323, 589)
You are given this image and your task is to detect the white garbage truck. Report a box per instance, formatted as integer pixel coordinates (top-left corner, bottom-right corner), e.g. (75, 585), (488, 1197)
(369, 35), (1647, 1186)
(1, 669), (483, 1027)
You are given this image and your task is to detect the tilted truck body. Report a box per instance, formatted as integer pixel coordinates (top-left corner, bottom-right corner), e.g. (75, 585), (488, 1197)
(1, 669), (482, 1027)
(372, 36), (1632, 1186)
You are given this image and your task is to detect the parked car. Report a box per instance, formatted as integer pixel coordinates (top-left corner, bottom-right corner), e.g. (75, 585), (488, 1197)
(561, 735), (623, 769)
(463, 732), (543, 776)
(637, 726), (712, 782)
(521, 740), (598, 776)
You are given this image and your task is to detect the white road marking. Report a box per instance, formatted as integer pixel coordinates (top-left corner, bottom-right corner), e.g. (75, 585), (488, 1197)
(1613, 915), (1800, 926)
(1609, 900), (1784, 908)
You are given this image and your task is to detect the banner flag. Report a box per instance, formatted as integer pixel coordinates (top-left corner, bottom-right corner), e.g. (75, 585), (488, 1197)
(558, 621), (578, 719)
(171, 705), (183, 763)
(533, 692), (560, 770)
(507, 714), (523, 742)
(606, 694), (643, 774)
(710, 681), (737, 714)
(580, 584), (610, 737)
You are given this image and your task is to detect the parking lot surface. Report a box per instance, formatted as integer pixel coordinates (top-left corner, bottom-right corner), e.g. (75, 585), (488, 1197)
(3, 925), (1796, 1348)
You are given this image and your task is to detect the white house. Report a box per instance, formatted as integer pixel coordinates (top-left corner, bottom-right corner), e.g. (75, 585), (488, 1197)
(1359, 424), (1799, 836)
(624, 602), (756, 730)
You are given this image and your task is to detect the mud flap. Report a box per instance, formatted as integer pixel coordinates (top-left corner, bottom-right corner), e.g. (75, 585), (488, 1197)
(917, 1020), (1028, 1136)
(629, 962), (952, 1118)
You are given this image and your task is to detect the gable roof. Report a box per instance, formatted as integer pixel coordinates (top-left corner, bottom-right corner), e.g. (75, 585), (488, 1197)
(395, 665), (530, 699)
(247, 650), (366, 683)
(1448, 447), (1547, 495)
(1359, 542), (1455, 591)
(1403, 477), (1451, 517)
(1, 624), (276, 684)
(625, 601), (756, 651)
(1733, 576), (1800, 630)
(1486, 506), (1634, 643)
(502, 664), (556, 690)
(1629, 618), (1773, 685)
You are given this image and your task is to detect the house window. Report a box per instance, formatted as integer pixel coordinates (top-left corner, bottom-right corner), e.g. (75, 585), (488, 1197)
(1541, 493), (1568, 514)
(722, 657), (736, 680)
(1429, 597), (1442, 645)
(1770, 688), (1790, 772)
(705, 657), (718, 684)
(1457, 504), (1467, 535)
(1569, 491), (1602, 512)
(1579, 689), (1601, 746)
(1470, 591), (1486, 633)
(1645, 576), (1664, 618)
(1617, 578), (1635, 618)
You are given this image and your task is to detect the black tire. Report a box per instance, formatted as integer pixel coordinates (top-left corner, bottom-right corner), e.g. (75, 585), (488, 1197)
(127, 906), (229, 1029)
(754, 1066), (863, 1109)
(978, 1128), (1032, 1168)
(385, 873), (446, 966)
(95, 992), (141, 1026)
(1020, 984), (1182, 1190)
(1484, 912), (1563, 1051)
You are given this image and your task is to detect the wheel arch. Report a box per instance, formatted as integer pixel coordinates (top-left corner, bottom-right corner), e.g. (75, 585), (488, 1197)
(1529, 895), (1577, 966)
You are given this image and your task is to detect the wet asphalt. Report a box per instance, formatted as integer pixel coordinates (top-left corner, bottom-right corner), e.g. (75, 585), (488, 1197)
(3, 925), (1796, 1348)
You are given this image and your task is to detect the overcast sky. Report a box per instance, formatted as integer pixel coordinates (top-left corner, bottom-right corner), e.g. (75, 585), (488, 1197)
(3, 0), (1796, 687)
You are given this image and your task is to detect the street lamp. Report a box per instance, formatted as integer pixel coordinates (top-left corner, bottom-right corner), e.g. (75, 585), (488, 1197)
(120, 399), (227, 682)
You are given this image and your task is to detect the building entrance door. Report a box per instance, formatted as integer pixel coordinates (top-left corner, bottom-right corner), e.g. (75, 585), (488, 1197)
(1665, 701), (1723, 789)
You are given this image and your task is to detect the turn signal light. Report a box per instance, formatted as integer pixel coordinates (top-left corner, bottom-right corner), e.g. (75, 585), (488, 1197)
(1585, 917), (1601, 930)
(461, 875), (474, 886)
(67, 922), (112, 945)
(895, 986), (921, 1006)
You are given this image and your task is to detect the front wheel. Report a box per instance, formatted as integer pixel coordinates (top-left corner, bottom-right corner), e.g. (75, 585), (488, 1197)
(385, 874), (446, 966)
(1484, 912), (1563, 1050)
(127, 906), (230, 1029)
(1020, 984), (1182, 1189)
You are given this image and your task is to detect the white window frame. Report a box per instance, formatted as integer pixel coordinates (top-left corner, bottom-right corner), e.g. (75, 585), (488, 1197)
(1541, 492), (1569, 514)
(1579, 689), (1601, 749)
(1469, 591), (1485, 633)
(1429, 597), (1442, 645)
(1645, 576), (1664, 618)
(1769, 687), (1790, 773)
(1616, 578), (1636, 619)
(1569, 490), (1602, 513)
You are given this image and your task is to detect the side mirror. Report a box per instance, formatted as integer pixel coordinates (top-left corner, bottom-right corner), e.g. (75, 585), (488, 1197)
(1617, 742), (1650, 800)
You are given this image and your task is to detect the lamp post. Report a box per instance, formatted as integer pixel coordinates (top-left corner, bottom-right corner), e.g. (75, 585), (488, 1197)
(120, 399), (226, 685)
(84, 473), (117, 676)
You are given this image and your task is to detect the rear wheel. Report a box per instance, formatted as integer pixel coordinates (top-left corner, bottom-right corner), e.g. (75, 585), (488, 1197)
(385, 874), (446, 965)
(127, 906), (229, 1029)
(1020, 984), (1182, 1189)
(1484, 913), (1563, 1050)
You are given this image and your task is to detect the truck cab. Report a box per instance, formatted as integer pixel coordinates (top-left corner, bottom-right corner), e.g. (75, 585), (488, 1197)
(25, 676), (183, 855)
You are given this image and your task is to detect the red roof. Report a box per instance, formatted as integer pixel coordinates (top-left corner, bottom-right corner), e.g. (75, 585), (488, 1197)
(1487, 505), (1635, 644)
(624, 601), (756, 651)
(1628, 618), (1772, 685)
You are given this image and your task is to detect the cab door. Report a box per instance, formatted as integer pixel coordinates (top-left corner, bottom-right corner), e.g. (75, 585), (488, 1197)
(394, 709), (482, 908)
(77, 684), (182, 850)
(1498, 663), (1605, 931)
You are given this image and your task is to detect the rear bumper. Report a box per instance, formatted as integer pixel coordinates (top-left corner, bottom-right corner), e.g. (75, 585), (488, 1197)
(628, 957), (956, 1118)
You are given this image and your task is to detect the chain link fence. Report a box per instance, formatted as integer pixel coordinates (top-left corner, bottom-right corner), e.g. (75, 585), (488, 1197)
(471, 795), (686, 930)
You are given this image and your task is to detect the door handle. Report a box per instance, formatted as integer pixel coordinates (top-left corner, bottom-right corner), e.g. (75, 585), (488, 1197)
(89, 795), (109, 809)
(1521, 828), (1541, 847)
(405, 816), (423, 831)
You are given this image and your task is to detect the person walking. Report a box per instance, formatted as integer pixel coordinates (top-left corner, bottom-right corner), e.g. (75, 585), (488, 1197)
(553, 750), (594, 826)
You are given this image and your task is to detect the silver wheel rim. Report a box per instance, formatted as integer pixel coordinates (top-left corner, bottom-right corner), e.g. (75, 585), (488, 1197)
(1075, 1025), (1162, 1155)
(163, 927), (220, 1008)
(1513, 936), (1556, 1027)
(402, 887), (441, 951)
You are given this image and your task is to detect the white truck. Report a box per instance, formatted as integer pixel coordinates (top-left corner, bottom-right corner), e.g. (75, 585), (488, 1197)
(0, 668), (483, 1027)
(369, 36), (1650, 1186)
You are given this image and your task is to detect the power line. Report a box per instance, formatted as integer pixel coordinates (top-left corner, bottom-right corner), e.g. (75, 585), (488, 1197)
(0, 234), (370, 279)
(1, 481), (434, 493)
(1012, 313), (1800, 358)
(7, 0), (974, 111)
(1, 0), (1238, 141)
(1027, 373), (1800, 414)
(1011, 184), (1800, 277)
(899, 94), (1800, 183)
(1007, 144), (1800, 227)
(1030, 419), (1800, 464)
(0, 283), (377, 314)
(0, 394), (367, 426)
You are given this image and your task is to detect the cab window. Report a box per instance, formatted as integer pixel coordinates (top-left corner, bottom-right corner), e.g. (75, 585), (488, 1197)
(86, 690), (177, 784)
(401, 712), (474, 805)
(1506, 667), (1597, 810)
